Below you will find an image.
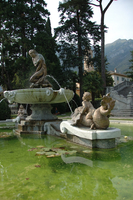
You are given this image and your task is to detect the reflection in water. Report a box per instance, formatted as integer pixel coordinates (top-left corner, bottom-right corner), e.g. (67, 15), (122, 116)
(61, 154), (93, 167)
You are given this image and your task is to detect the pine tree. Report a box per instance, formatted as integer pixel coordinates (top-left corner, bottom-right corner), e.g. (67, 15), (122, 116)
(83, 70), (103, 103)
(34, 17), (63, 89)
(55, 0), (100, 101)
(0, 0), (50, 89)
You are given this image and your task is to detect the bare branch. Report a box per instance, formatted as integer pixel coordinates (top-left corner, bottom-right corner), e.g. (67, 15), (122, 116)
(104, 0), (113, 13)
(88, 3), (99, 7)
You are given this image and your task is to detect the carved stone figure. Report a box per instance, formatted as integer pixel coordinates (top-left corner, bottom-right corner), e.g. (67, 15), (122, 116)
(18, 105), (27, 120)
(71, 92), (95, 128)
(29, 49), (52, 88)
(93, 94), (115, 129)
(71, 93), (115, 130)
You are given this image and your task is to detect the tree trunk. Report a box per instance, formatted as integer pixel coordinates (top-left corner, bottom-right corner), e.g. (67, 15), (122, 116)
(77, 10), (83, 102)
(101, 12), (106, 94)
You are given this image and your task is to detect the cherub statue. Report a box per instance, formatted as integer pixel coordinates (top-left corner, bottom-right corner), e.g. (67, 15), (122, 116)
(71, 92), (115, 130)
(71, 92), (95, 128)
(29, 49), (52, 88)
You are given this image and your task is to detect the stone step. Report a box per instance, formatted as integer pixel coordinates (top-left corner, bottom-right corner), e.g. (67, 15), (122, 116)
(112, 109), (133, 117)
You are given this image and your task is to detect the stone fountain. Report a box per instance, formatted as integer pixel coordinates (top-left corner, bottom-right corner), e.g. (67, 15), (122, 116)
(3, 49), (121, 148)
(4, 49), (74, 134)
(59, 92), (121, 148)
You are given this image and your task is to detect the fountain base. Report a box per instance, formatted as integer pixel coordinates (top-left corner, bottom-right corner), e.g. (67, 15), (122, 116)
(16, 119), (62, 135)
(59, 121), (121, 149)
(26, 104), (57, 121)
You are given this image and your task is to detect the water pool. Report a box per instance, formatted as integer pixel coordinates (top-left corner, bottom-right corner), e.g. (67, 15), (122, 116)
(0, 123), (133, 200)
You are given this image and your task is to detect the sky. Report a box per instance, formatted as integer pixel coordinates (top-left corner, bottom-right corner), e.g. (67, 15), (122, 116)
(45, 0), (133, 45)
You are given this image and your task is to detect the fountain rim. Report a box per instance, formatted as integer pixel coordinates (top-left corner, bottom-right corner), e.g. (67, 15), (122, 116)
(3, 87), (74, 104)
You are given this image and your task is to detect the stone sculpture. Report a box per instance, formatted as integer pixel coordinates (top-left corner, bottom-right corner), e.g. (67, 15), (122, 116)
(71, 92), (95, 128)
(29, 49), (52, 88)
(71, 92), (115, 130)
(18, 104), (27, 120)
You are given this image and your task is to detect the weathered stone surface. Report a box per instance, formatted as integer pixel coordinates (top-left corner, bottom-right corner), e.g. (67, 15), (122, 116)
(16, 119), (62, 135)
(4, 88), (74, 104)
(60, 121), (121, 148)
(26, 104), (57, 121)
(71, 92), (115, 130)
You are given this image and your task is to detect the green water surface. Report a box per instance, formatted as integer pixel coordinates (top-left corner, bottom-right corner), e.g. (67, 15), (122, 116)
(0, 123), (133, 200)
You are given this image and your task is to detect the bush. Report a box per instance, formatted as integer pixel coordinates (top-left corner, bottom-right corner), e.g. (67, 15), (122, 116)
(0, 99), (11, 120)
(51, 102), (67, 114)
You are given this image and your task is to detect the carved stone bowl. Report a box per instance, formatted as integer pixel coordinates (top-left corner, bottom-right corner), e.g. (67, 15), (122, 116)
(4, 88), (74, 104)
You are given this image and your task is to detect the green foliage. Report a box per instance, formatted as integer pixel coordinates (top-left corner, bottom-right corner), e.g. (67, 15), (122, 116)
(106, 71), (114, 86)
(0, 0), (57, 90)
(94, 52), (114, 87)
(0, 99), (11, 120)
(51, 93), (81, 114)
(51, 103), (68, 115)
(55, 0), (100, 98)
(69, 93), (81, 111)
(83, 71), (103, 102)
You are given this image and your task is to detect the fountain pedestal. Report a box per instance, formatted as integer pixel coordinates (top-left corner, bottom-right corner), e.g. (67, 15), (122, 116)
(26, 104), (57, 121)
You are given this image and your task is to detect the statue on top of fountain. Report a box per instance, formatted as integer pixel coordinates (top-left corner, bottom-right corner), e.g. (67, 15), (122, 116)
(71, 92), (115, 130)
(29, 49), (52, 88)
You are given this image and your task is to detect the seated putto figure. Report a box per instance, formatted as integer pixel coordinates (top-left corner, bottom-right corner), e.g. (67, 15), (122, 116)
(71, 92), (95, 129)
(71, 92), (115, 130)
(29, 49), (52, 88)
(18, 105), (27, 120)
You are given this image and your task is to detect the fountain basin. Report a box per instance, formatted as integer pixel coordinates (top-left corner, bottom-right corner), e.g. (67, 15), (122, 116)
(4, 87), (74, 123)
(4, 88), (74, 104)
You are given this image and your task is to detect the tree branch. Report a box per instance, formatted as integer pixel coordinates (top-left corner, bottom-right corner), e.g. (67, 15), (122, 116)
(88, 3), (99, 7)
(104, 0), (113, 13)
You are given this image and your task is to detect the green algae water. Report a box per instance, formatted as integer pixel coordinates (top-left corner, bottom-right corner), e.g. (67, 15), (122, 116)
(0, 123), (133, 200)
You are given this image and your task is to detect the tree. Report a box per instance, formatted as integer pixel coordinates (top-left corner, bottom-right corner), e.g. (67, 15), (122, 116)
(55, 0), (100, 101)
(83, 71), (103, 103)
(0, 0), (50, 89)
(125, 51), (133, 80)
(0, 98), (11, 120)
(34, 17), (63, 89)
(91, 43), (113, 88)
(89, 0), (116, 93)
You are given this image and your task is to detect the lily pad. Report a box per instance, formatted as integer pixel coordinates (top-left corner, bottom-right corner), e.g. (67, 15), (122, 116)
(64, 150), (77, 155)
(44, 152), (56, 156)
(51, 147), (66, 152)
(41, 148), (51, 152)
(55, 149), (68, 154)
(36, 145), (45, 148)
(36, 151), (46, 156)
(82, 150), (91, 153)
